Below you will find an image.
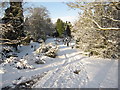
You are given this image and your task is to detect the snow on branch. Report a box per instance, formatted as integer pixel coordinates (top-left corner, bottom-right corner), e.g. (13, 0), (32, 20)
(0, 38), (21, 45)
(102, 16), (120, 22)
(0, 42), (19, 45)
(0, 38), (11, 41)
(82, 17), (120, 30)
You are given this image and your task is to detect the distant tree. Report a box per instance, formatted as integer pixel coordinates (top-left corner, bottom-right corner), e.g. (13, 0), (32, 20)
(25, 6), (54, 41)
(62, 21), (73, 39)
(65, 21), (73, 29)
(52, 28), (59, 38)
(56, 19), (65, 37)
(65, 25), (71, 37)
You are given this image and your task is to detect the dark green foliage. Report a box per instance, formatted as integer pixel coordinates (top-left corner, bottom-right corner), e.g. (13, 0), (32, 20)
(2, 1), (24, 40)
(65, 25), (71, 37)
(55, 19), (72, 37)
(65, 21), (72, 29)
(56, 19), (65, 37)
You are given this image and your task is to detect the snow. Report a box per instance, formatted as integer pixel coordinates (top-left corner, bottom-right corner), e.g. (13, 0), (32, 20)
(0, 38), (118, 88)
(81, 58), (118, 88)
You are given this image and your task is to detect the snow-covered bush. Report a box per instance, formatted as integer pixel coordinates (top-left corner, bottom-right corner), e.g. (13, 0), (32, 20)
(36, 43), (48, 54)
(15, 59), (34, 69)
(45, 47), (58, 58)
(4, 57), (18, 64)
(2, 46), (13, 53)
(35, 43), (58, 58)
(35, 60), (45, 64)
(38, 38), (44, 43)
(3, 57), (34, 69)
(34, 56), (45, 64)
(1, 46), (15, 59)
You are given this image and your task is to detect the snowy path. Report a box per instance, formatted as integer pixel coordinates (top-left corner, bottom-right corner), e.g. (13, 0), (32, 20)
(33, 43), (118, 88)
(33, 45), (89, 88)
(34, 38), (118, 88)
(1, 38), (118, 88)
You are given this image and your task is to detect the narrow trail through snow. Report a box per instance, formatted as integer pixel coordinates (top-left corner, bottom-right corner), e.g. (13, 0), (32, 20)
(33, 38), (118, 88)
(33, 44), (89, 88)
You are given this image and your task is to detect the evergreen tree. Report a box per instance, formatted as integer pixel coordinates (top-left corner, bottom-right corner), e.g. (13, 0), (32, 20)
(65, 21), (72, 29)
(65, 25), (71, 37)
(56, 19), (65, 36)
(2, 0), (24, 40)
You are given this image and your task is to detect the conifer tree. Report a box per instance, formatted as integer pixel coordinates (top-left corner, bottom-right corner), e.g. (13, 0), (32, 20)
(56, 19), (65, 36)
(2, 0), (24, 40)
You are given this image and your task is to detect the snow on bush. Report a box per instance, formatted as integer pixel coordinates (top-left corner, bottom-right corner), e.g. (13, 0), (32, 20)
(38, 38), (44, 43)
(2, 46), (13, 53)
(35, 43), (58, 58)
(35, 60), (45, 64)
(1, 46), (14, 60)
(45, 48), (58, 58)
(45, 43), (58, 58)
(35, 56), (46, 64)
(22, 53), (48, 65)
(4, 57), (18, 64)
(0, 68), (5, 74)
(15, 59), (34, 69)
(3, 57), (34, 69)
(35, 43), (47, 54)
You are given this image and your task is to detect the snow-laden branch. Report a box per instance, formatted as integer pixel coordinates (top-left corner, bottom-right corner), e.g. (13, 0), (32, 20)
(0, 38), (21, 45)
(0, 36), (29, 45)
(0, 40), (21, 45)
(0, 42), (19, 45)
(82, 17), (120, 30)
(102, 16), (120, 22)
(0, 38), (12, 42)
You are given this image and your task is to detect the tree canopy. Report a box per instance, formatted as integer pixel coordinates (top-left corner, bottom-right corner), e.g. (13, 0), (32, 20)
(67, 1), (120, 59)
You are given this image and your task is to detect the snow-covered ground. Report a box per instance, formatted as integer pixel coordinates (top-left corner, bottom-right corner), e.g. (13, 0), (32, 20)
(0, 38), (118, 88)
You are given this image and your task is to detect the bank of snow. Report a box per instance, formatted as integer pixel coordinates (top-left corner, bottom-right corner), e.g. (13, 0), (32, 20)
(81, 58), (118, 88)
